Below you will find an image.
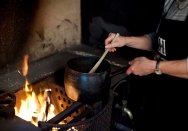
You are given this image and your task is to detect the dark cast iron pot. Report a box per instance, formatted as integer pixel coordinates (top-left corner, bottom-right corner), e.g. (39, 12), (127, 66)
(64, 56), (128, 104)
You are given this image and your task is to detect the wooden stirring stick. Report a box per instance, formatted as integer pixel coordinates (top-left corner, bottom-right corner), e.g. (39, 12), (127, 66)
(89, 33), (120, 73)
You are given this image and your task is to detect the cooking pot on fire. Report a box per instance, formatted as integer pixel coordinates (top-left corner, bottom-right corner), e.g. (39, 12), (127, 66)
(64, 56), (128, 104)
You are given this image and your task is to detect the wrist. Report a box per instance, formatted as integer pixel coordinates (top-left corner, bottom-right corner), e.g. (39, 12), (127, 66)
(155, 60), (162, 75)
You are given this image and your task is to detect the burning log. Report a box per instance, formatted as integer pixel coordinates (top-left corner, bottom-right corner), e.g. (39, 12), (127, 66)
(0, 90), (16, 118)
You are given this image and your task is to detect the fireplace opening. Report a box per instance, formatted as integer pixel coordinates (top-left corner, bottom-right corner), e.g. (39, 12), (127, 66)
(0, 52), (116, 131)
(11, 53), (112, 130)
(0, 74), (113, 131)
(0, 52), (115, 131)
(0, 48), (134, 131)
(5, 73), (113, 131)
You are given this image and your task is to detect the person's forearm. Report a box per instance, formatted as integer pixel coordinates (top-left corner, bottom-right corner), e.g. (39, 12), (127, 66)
(125, 35), (152, 51)
(159, 59), (188, 79)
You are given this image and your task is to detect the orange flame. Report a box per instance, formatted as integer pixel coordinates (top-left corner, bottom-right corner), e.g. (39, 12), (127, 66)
(15, 82), (56, 126)
(14, 54), (55, 126)
(22, 54), (29, 77)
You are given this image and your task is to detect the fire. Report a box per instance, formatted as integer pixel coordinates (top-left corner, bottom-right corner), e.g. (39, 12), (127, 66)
(14, 81), (55, 126)
(22, 54), (29, 77)
(14, 54), (56, 126)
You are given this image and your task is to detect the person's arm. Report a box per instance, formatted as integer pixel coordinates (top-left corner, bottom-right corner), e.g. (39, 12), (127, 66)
(105, 33), (153, 52)
(127, 57), (188, 79)
(124, 35), (153, 50)
(159, 58), (188, 79)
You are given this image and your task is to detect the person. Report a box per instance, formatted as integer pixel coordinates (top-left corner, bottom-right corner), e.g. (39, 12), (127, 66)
(104, 0), (188, 130)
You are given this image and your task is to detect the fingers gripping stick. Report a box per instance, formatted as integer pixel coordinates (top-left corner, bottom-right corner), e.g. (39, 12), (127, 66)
(89, 33), (120, 73)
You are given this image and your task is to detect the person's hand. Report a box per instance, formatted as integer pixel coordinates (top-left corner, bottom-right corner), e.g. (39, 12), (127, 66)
(126, 57), (156, 76)
(105, 33), (127, 52)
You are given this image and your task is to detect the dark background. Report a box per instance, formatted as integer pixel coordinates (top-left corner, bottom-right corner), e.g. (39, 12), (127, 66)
(81, 0), (165, 60)
(0, 0), (38, 69)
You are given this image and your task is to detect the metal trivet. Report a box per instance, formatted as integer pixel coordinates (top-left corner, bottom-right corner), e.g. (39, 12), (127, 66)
(35, 79), (113, 131)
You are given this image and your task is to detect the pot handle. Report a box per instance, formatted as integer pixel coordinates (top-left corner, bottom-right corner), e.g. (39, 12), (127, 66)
(109, 65), (130, 78)
(109, 65), (133, 91)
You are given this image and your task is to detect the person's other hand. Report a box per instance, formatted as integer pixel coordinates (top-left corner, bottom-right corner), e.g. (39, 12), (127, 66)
(126, 57), (156, 76)
(105, 33), (127, 52)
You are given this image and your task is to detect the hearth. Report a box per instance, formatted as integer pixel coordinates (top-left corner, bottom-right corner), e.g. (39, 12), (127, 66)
(0, 45), (134, 131)
(0, 65), (113, 131)
(15, 73), (113, 131)
(0, 86), (112, 131)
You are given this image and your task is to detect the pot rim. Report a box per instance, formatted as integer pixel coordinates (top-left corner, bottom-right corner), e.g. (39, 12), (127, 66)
(66, 56), (111, 74)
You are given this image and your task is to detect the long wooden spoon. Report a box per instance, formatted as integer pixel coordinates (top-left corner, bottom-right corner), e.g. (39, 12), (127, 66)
(89, 33), (120, 73)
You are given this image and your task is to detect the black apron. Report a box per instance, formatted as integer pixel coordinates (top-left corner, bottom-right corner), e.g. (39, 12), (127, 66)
(157, 17), (188, 60)
(128, 17), (188, 131)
